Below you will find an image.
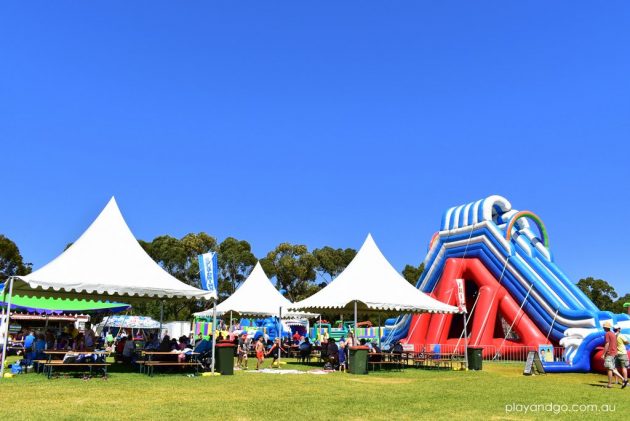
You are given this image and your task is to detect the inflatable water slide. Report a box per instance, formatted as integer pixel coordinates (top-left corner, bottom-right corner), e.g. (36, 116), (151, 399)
(383, 195), (630, 373)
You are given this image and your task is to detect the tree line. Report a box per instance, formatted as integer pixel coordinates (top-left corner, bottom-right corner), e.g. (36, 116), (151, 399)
(1, 233), (628, 321)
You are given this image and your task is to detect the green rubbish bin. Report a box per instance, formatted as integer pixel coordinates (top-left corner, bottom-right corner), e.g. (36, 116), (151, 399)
(349, 346), (369, 375)
(215, 342), (235, 375)
(467, 347), (483, 370)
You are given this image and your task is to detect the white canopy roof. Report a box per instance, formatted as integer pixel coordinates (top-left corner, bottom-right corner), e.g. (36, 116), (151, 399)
(12, 197), (215, 301)
(194, 262), (316, 318)
(289, 234), (460, 314)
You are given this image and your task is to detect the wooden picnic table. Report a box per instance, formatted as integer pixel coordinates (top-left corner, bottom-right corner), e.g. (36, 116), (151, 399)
(412, 352), (465, 370)
(140, 351), (201, 376)
(367, 352), (405, 371)
(44, 350), (110, 355)
(41, 350), (112, 378)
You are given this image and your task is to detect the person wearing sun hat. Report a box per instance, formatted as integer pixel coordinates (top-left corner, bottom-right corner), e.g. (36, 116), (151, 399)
(602, 321), (626, 388)
(613, 324), (629, 388)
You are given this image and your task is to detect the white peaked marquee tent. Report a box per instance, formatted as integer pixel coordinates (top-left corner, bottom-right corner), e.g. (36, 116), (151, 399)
(289, 234), (461, 339)
(1, 197), (215, 377)
(9, 197), (215, 301)
(194, 262), (316, 319)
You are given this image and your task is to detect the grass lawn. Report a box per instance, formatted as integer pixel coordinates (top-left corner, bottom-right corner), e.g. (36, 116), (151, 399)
(0, 356), (627, 420)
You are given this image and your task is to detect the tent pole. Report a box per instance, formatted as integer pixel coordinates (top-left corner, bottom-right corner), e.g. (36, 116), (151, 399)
(159, 301), (164, 339)
(463, 311), (469, 371)
(318, 314), (321, 343)
(277, 306), (282, 368)
(0, 292), (5, 341)
(229, 311), (233, 332)
(211, 300), (217, 375)
(45, 314), (49, 330)
(0, 277), (15, 380)
(354, 300), (358, 342)
(0, 281), (7, 377)
(378, 313), (381, 348)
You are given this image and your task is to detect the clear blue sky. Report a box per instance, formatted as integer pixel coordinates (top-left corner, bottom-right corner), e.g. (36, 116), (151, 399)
(1, 2), (629, 294)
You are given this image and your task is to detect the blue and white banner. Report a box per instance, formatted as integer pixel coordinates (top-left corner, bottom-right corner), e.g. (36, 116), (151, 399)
(198, 252), (218, 295)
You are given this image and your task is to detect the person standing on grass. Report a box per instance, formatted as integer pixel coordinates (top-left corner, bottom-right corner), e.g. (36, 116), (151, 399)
(602, 321), (626, 388)
(614, 324), (629, 387)
(241, 336), (251, 370)
(338, 340), (346, 372)
(345, 332), (356, 369)
(266, 337), (285, 368)
(255, 337), (265, 370)
(236, 333), (247, 369)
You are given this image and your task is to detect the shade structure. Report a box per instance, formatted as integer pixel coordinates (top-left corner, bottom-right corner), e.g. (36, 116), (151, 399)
(0, 290), (130, 315)
(9, 197), (215, 301)
(289, 234), (461, 314)
(194, 262), (317, 319)
(99, 315), (161, 330)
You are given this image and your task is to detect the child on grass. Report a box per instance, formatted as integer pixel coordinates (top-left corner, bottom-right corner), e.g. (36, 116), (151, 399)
(255, 337), (265, 370)
(338, 341), (346, 372)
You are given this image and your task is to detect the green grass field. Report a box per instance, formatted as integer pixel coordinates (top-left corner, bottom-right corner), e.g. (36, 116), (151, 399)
(0, 356), (627, 420)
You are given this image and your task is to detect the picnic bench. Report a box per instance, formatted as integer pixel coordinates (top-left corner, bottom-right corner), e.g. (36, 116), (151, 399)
(43, 360), (111, 379)
(41, 350), (111, 378)
(368, 352), (404, 371)
(141, 351), (201, 377)
(413, 353), (466, 370)
(144, 361), (202, 377)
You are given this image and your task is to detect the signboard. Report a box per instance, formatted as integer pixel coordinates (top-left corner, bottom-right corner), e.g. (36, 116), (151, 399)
(198, 252), (218, 295)
(538, 345), (554, 362)
(523, 351), (546, 375)
(455, 279), (466, 312)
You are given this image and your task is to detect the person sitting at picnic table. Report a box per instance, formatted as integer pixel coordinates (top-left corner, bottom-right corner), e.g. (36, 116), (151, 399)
(157, 335), (171, 351)
(174, 341), (194, 363)
(292, 331), (301, 344)
(299, 337), (312, 363)
(84, 322), (96, 351)
(144, 333), (159, 350)
(169, 337), (179, 351)
(122, 336), (135, 364)
(266, 337), (285, 368)
(68, 324), (79, 341)
(178, 335), (190, 348)
(320, 337), (328, 362)
(282, 336), (292, 351)
(56, 332), (70, 350)
(14, 329), (24, 342)
(44, 330), (55, 350)
(326, 338), (339, 369)
(73, 333), (86, 351)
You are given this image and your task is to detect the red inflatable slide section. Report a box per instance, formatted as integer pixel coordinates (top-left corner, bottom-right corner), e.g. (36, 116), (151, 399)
(402, 258), (550, 357)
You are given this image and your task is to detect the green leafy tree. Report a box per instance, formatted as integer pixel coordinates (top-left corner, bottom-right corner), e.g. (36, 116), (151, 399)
(577, 277), (618, 311)
(260, 243), (318, 301)
(0, 234), (32, 283)
(217, 237), (257, 299)
(402, 263), (425, 286)
(312, 246), (356, 285)
(135, 233), (217, 320)
(612, 293), (630, 314)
